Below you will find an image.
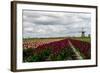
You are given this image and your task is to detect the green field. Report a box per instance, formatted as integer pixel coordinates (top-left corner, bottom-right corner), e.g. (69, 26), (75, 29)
(70, 37), (91, 43)
(23, 37), (91, 43)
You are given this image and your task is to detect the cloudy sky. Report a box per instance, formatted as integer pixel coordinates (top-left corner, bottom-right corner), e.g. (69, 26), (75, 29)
(22, 10), (91, 38)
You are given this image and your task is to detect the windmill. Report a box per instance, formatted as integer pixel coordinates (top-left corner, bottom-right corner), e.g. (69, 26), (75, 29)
(81, 27), (85, 37)
(66, 27), (86, 37)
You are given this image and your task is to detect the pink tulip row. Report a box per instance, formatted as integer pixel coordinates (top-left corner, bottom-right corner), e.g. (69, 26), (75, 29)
(23, 39), (63, 49)
(23, 41), (49, 49)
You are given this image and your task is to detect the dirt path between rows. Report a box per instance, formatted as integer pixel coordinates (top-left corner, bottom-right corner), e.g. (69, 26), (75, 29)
(68, 40), (83, 60)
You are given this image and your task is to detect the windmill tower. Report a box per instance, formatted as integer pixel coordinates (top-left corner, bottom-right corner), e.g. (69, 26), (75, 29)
(81, 27), (85, 37)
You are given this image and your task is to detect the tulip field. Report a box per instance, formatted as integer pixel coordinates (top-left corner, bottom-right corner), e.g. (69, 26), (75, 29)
(23, 37), (91, 62)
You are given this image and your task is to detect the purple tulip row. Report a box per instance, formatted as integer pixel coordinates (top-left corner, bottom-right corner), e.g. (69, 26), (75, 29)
(69, 39), (91, 57)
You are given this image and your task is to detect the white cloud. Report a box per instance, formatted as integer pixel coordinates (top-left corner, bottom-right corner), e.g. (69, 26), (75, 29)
(22, 10), (91, 38)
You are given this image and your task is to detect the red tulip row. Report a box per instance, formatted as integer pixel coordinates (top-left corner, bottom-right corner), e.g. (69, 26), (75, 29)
(35, 39), (70, 54)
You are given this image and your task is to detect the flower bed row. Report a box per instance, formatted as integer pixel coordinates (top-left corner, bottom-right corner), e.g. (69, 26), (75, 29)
(23, 38), (91, 62)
